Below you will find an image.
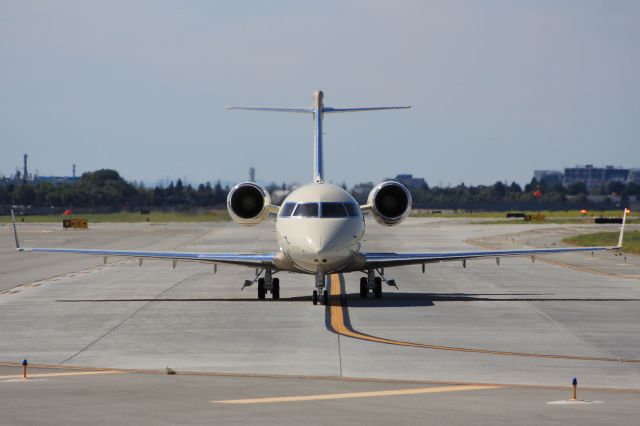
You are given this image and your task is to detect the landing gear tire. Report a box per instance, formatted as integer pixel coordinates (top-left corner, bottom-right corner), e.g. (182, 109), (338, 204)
(374, 277), (382, 299)
(272, 278), (280, 299)
(360, 277), (367, 299)
(312, 290), (318, 305)
(258, 278), (266, 300)
(323, 289), (328, 306)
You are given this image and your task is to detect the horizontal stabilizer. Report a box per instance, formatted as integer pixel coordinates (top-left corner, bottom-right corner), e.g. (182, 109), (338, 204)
(225, 107), (313, 113)
(323, 106), (411, 113)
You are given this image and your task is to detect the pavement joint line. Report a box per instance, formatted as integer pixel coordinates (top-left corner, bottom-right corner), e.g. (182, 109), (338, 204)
(59, 268), (206, 365)
(327, 274), (640, 364)
(2, 262), (118, 291)
(1, 362), (640, 393)
(212, 385), (502, 404)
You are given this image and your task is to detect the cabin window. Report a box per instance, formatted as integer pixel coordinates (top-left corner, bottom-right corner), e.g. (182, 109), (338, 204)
(279, 202), (296, 217)
(292, 203), (319, 217)
(321, 203), (348, 218)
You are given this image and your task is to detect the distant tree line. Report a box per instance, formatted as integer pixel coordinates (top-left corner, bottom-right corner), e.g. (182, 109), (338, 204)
(1, 169), (638, 213)
(0, 169), (230, 213)
(408, 179), (639, 210)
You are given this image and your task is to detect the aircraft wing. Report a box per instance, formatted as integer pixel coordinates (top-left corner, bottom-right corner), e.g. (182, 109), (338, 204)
(16, 247), (276, 267)
(11, 211), (276, 268)
(362, 245), (616, 268)
(362, 209), (628, 269)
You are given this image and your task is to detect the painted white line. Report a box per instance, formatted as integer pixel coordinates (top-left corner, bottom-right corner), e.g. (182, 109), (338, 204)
(547, 399), (603, 405)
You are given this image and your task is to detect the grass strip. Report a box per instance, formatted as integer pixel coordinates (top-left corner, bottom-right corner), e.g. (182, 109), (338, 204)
(563, 231), (640, 255)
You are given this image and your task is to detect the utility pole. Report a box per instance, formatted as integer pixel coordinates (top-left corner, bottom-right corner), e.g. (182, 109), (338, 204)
(23, 154), (28, 183)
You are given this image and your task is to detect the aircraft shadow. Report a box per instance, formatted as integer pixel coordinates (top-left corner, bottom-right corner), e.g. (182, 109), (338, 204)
(343, 292), (640, 308)
(56, 296), (312, 303)
(57, 293), (640, 306)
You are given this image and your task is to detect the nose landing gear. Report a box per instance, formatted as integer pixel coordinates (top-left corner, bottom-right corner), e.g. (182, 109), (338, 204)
(312, 272), (328, 305)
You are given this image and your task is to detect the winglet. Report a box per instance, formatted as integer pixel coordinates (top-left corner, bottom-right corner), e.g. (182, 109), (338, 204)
(617, 208), (629, 248)
(11, 209), (21, 250)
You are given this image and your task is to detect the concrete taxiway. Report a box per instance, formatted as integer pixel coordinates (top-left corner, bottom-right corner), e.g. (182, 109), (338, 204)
(1, 218), (639, 425)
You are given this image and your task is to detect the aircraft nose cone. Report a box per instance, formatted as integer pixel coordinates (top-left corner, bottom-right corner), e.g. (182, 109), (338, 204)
(309, 234), (344, 255)
(307, 236), (325, 254)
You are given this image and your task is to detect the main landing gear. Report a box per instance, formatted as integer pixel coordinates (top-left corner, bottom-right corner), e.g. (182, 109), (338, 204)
(244, 269), (280, 300)
(360, 269), (396, 299)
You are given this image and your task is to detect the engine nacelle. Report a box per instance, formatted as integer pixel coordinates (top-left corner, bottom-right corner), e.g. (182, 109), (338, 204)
(227, 182), (272, 226)
(367, 181), (412, 226)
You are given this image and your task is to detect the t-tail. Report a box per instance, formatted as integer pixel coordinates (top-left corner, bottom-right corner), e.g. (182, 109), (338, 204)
(227, 90), (410, 183)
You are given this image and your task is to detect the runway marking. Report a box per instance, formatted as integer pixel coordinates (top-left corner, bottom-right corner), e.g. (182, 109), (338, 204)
(1, 361), (639, 393)
(0, 370), (123, 380)
(547, 399), (603, 405)
(213, 384), (500, 404)
(328, 274), (640, 364)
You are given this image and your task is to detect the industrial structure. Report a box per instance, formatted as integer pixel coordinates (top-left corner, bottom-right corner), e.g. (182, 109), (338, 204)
(0, 154), (79, 187)
(534, 165), (640, 190)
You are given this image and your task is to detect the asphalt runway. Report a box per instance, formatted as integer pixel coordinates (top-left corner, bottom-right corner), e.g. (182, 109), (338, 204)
(1, 218), (639, 425)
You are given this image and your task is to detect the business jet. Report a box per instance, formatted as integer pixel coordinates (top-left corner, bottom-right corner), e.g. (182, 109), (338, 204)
(12, 91), (628, 305)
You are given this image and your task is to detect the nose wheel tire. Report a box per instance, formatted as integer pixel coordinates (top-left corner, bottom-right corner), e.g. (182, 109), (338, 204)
(272, 278), (280, 299)
(257, 278), (266, 300)
(359, 277), (367, 298)
(312, 290), (318, 305)
(374, 277), (382, 298)
(323, 289), (328, 305)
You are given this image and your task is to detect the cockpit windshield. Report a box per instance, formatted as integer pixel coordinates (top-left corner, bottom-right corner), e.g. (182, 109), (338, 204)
(321, 203), (347, 217)
(292, 203), (319, 217)
(279, 202), (361, 218)
(279, 202), (296, 217)
(343, 203), (361, 217)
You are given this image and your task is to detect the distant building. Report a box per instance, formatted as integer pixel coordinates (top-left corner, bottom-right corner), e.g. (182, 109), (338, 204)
(389, 174), (428, 190)
(1, 155), (79, 187)
(628, 169), (640, 184)
(563, 165), (629, 190)
(36, 176), (80, 185)
(533, 170), (563, 187)
(532, 165), (636, 191)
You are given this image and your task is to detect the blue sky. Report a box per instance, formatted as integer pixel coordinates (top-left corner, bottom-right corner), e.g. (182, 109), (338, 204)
(1, 1), (639, 187)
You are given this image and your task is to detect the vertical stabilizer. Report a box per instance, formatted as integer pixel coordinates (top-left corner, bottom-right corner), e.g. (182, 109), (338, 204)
(313, 91), (324, 183)
(226, 91), (410, 184)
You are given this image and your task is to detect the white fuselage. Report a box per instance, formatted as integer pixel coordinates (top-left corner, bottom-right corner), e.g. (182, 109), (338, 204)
(275, 183), (365, 273)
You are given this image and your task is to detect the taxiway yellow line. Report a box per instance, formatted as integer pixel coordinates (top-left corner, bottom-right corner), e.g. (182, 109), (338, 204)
(0, 370), (124, 380)
(213, 384), (500, 404)
(328, 274), (640, 363)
